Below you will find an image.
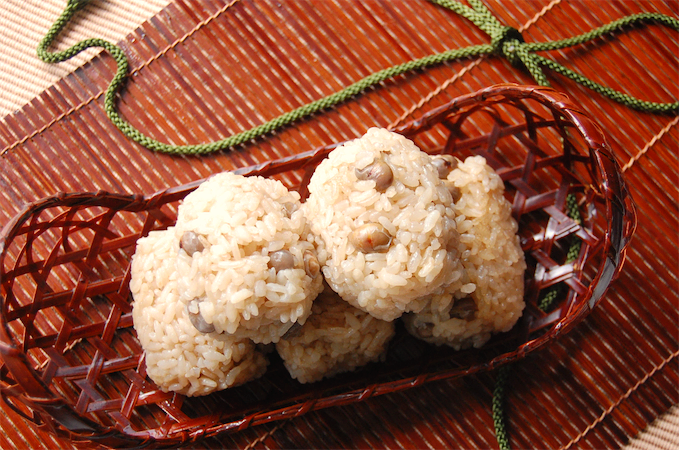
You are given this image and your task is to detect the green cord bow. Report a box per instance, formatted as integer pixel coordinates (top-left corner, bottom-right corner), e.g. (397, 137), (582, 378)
(433, 0), (679, 113)
(37, 0), (678, 155)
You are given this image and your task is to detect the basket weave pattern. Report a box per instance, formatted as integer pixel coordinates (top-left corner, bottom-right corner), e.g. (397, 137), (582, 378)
(0, 85), (635, 448)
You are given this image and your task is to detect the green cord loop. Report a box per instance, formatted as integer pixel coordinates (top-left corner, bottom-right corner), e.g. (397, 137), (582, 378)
(37, 0), (678, 155)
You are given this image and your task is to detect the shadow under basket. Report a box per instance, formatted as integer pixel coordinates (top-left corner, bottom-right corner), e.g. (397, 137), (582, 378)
(0, 84), (636, 448)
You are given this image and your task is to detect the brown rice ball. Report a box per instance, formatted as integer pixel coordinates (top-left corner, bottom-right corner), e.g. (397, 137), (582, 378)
(130, 228), (268, 396)
(403, 156), (526, 350)
(303, 128), (465, 322)
(173, 172), (324, 344)
(276, 284), (395, 383)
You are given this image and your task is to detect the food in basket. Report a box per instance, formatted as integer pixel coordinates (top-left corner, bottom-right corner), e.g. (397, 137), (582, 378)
(130, 172), (325, 394)
(130, 228), (268, 396)
(130, 131), (527, 395)
(0, 85), (636, 446)
(172, 172), (324, 344)
(403, 156), (526, 350)
(276, 284), (395, 383)
(303, 128), (466, 322)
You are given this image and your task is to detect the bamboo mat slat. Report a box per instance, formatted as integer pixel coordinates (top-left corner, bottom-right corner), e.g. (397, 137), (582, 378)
(0, 1), (677, 449)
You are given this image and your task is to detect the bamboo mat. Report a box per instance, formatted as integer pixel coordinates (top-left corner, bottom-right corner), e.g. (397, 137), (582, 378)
(0, 0), (677, 448)
(0, 0), (171, 117)
(627, 405), (679, 450)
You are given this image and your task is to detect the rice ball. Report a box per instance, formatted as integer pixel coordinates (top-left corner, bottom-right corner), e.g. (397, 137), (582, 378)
(173, 172), (324, 344)
(276, 284), (395, 383)
(130, 228), (268, 396)
(403, 156), (526, 350)
(304, 128), (465, 322)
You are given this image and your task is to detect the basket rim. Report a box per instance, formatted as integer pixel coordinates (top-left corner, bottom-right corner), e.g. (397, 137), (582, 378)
(0, 83), (637, 445)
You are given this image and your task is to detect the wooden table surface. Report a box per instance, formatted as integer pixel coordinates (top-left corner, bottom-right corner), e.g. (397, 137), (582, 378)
(0, 0), (677, 448)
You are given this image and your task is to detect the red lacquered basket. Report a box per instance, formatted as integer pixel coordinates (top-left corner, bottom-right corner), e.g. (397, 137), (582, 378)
(0, 84), (636, 448)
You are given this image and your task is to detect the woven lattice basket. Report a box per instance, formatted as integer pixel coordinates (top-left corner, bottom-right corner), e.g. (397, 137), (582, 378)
(0, 84), (636, 448)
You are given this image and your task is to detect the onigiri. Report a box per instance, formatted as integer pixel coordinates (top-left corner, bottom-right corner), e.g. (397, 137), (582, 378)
(403, 155), (526, 349)
(303, 128), (466, 322)
(276, 284), (395, 383)
(130, 228), (268, 396)
(173, 172), (324, 344)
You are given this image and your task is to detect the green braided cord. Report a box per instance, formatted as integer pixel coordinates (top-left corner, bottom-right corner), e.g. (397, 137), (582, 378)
(517, 12), (679, 113)
(37, 0), (493, 154)
(38, 0), (678, 155)
(432, 0), (679, 114)
(37, 0), (132, 148)
(537, 286), (561, 312)
(105, 43), (492, 154)
(565, 193), (583, 262)
(492, 364), (512, 450)
(533, 54), (679, 113)
(37, 0), (497, 154)
(37, 1), (94, 63)
(524, 12), (679, 53)
(431, 0), (515, 47)
(510, 42), (550, 87)
(430, 0), (478, 23)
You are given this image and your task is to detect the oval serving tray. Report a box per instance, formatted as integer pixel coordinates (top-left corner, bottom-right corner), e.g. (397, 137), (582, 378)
(0, 84), (636, 448)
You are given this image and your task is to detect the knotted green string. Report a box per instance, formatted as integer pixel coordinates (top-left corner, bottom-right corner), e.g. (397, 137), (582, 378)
(38, 0), (678, 155)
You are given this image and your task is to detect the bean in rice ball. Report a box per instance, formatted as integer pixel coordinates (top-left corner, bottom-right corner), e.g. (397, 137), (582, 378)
(403, 156), (526, 350)
(130, 228), (268, 396)
(173, 172), (324, 344)
(304, 128), (465, 322)
(276, 284), (395, 384)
